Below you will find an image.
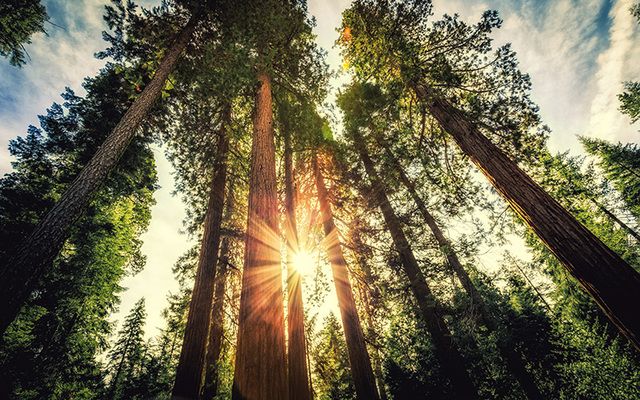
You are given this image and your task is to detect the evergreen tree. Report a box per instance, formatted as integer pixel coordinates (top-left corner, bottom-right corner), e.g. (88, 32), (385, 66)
(0, 0), (48, 66)
(105, 298), (148, 400)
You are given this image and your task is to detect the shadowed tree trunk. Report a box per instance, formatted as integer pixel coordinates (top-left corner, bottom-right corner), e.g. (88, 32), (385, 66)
(349, 224), (388, 400)
(201, 240), (230, 400)
(232, 72), (288, 400)
(414, 83), (640, 351)
(284, 128), (312, 400)
(353, 133), (479, 399)
(202, 183), (236, 400)
(378, 141), (544, 399)
(172, 105), (231, 400)
(313, 153), (380, 400)
(0, 14), (199, 335)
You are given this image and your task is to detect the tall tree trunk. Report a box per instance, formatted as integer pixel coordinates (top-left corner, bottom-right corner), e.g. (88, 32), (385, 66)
(414, 83), (640, 350)
(202, 183), (236, 400)
(173, 106), (231, 400)
(312, 153), (381, 400)
(201, 239), (230, 400)
(232, 72), (288, 400)
(0, 15), (199, 335)
(352, 134), (479, 399)
(284, 129), (312, 400)
(378, 143), (544, 399)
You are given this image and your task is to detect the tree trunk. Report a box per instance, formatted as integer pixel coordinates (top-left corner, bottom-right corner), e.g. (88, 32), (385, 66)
(377, 141), (545, 398)
(590, 198), (640, 242)
(232, 72), (288, 400)
(201, 182), (236, 400)
(172, 106), (231, 400)
(312, 153), (381, 400)
(201, 239), (230, 400)
(0, 15), (199, 336)
(284, 128), (312, 400)
(353, 135), (479, 399)
(414, 83), (640, 351)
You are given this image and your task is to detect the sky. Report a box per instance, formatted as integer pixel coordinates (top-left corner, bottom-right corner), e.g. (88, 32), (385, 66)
(1, 0), (638, 338)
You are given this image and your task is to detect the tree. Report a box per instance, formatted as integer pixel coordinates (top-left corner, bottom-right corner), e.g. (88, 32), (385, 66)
(105, 298), (148, 400)
(0, 5), (200, 336)
(172, 105), (231, 399)
(0, 0), (48, 66)
(313, 151), (381, 400)
(312, 314), (357, 400)
(581, 137), (640, 222)
(340, 0), (640, 350)
(0, 65), (156, 399)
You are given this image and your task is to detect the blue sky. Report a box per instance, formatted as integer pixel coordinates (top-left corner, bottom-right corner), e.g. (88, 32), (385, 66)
(1, 0), (638, 336)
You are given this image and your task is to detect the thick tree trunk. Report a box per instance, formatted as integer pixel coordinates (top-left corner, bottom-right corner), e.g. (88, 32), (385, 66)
(312, 153), (380, 400)
(232, 72), (288, 400)
(284, 129), (312, 400)
(414, 83), (640, 351)
(172, 106), (231, 400)
(201, 238), (230, 400)
(353, 135), (479, 399)
(0, 15), (199, 335)
(377, 147), (544, 399)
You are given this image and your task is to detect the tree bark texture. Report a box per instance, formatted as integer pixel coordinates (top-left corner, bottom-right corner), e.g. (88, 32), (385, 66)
(353, 135), (479, 399)
(312, 153), (380, 400)
(232, 72), (288, 400)
(0, 15), (199, 336)
(284, 129), (312, 400)
(173, 105), (231, 400)
(414, 83), (640, 351)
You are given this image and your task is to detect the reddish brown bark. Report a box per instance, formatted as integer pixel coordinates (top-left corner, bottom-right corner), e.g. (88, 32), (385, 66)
(0, 15), (199, 335)
(232, 72), (288, 400)
(284, 129), (312, 400)
(313, 153), (380, 400)
(353, 135), (479, 399)
(414, 83), (640, 351)
(202, 184), (236, 400)
(173, 106), (230, 400)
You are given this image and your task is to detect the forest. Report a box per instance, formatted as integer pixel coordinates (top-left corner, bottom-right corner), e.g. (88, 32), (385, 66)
(0, 0), (639, 399)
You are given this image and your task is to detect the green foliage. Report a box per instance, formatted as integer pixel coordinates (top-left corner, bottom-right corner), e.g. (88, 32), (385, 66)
(0, 0), (48, 66)
(312, 314), (357, 400)
(581, 137), (640, 221)
(619, 82), (640, 124)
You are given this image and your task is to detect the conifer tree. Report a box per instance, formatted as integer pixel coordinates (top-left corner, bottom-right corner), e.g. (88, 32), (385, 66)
(0, 0), (48, 66)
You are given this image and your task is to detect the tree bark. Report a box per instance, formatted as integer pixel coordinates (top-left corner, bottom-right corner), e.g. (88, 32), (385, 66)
(232, 72), (288, 400)
(0, 15), (199, 336)
(312, 153), (381, 400)
(172, 105), (231, 400)
(201, 182), (236, 400)
(201, 238), (230, 400)
(284, 128), (312, 400)
(414, 83), (640, 351)
(353, 134), (479, 399)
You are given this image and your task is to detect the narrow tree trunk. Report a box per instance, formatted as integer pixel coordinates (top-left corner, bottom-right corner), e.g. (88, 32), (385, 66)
(414, 83), (640, 350)
(376, 145), (544, 398)
(590, 198), (640, 242)
(172, 106), (231, 400)
(232, 72), (288, 400)
(202, 182), (236, 400)
(352, 135), (479, 399)
(312, 153), (381, 400)
(284, 129), (312, 400)
(0, 15), (199, 335)
(201, 239), (230, 400)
